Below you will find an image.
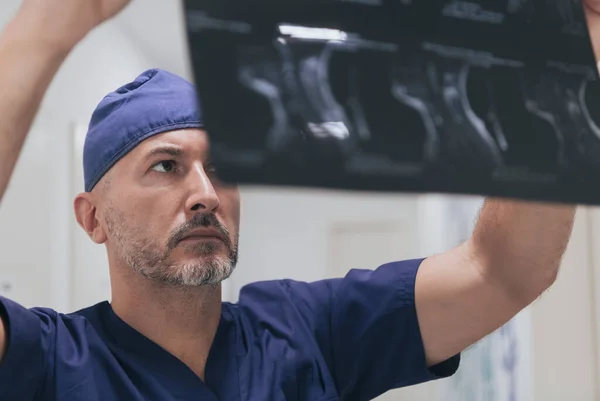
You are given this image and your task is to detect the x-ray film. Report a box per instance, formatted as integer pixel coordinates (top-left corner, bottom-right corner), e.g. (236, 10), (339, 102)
(184, 0), (600, 204)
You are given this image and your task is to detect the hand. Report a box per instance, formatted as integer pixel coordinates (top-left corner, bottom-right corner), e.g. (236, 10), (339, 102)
(14, 0), (131, 51)
(585, 0), (600, 64)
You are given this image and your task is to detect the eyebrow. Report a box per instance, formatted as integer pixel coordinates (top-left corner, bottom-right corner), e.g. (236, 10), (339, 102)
(145, 146), (184, 159)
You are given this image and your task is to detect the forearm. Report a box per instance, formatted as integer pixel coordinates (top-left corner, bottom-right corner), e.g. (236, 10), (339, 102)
(0, 13), (75, 202)
(469, 198), (576, 304)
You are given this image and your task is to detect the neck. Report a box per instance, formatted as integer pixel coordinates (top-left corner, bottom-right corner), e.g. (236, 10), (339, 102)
(109, 262), (222, 380)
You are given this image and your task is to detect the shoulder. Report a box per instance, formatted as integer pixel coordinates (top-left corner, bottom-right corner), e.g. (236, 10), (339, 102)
(0, 297), (107, 400)
(0, 296), (98, 339)
(0, 296), (108, 353)
(0, 296), (110, 356)
(236, 258), (425, 308)
(231, 258), (426, 335)
(233, 278), (327, 330)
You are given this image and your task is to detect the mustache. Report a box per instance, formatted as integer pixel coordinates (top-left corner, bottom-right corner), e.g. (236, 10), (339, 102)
(167, 213), (232, 250)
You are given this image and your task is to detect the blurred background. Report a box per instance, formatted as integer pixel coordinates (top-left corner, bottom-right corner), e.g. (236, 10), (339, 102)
(0, 1), (599, 400)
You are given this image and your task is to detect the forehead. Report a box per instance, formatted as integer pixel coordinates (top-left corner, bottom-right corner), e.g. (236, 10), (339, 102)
(94, 129), (212, 192)
(129, 129), (210, 159)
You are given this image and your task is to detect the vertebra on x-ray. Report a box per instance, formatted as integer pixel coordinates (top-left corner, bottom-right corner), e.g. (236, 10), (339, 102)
(185, 0), (600, 204)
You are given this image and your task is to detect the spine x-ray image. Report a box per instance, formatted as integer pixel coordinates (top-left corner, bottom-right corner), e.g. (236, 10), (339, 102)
(183, 0), (600, 204)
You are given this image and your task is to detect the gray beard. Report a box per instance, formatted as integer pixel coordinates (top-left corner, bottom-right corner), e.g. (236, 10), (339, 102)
(126, 240), (238, 287)
(134, 259), (235, 287)
(105, 206), (238, 288)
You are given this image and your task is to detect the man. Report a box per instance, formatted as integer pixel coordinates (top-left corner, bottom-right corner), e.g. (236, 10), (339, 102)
(0, 1), (597, 400)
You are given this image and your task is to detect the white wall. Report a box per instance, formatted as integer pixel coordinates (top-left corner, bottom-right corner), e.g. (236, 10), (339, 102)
(232, 188), (424, 291)
(530, 207), (599, 401)
(0, 4), (156, 311)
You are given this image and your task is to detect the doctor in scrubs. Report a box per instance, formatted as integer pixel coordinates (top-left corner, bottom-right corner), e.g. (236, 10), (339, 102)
(0, 1), (599, 400)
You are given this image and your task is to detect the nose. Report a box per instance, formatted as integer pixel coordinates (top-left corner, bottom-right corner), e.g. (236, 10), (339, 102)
(185, 164), (220, 214)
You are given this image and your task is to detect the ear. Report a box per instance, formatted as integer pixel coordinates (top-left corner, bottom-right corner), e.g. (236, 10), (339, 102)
(74, 193), (107, 244)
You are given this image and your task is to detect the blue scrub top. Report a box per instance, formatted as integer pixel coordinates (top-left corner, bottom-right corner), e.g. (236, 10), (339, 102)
(0, 258), (460, 401)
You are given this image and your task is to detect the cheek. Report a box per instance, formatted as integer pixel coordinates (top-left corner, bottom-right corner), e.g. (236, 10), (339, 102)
(140, 193), (190, 238)
(135, 191), (177, 215)
(116, 197), (172, 234)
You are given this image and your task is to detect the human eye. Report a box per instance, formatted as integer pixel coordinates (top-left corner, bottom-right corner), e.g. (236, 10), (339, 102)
(151, 160), (178, 173)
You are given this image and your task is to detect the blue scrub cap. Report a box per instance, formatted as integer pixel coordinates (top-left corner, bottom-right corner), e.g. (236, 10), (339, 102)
(83, 68), (204, 192)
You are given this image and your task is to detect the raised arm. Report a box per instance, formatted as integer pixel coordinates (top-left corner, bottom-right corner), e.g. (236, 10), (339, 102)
(0, 0), (130, 364)
(416, 199), (575, 366)
(415, 1), (600, 366)
(415, 2), (600, 367)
